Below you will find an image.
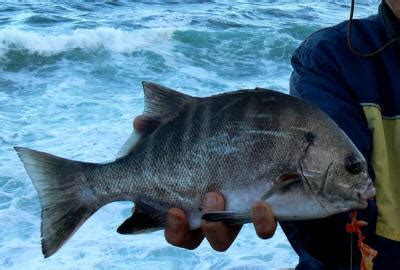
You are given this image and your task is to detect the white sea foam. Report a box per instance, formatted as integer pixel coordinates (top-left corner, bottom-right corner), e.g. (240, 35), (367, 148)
(0, 27), (174, 56)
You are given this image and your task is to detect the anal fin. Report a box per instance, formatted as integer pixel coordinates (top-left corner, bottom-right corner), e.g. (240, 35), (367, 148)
(117, 198), (170, 235)
(117, 209), (163, 235)
(202, 211), (252, 226)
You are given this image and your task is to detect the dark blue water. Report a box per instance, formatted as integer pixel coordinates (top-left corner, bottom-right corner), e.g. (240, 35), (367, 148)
(0, 1), (378, 269)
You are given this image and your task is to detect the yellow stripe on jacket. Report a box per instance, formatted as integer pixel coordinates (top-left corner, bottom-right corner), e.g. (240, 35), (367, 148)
(362, 104), (400, 241)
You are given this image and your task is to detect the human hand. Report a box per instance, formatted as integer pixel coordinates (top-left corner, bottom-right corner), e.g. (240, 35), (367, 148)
(133, 115), (160, 135)
(165, 192), (277, 251)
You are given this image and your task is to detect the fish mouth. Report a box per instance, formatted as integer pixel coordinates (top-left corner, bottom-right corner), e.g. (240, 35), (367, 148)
(356, 181), (376, 208)
(357, 200), (369, 209)
(358, 182), (376, 200)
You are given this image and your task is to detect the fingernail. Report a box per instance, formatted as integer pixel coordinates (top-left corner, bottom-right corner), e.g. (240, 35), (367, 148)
(204, 194), (218, 208)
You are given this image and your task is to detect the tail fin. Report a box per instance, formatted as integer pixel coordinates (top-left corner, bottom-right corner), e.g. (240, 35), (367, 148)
(14, 147), (100, 258)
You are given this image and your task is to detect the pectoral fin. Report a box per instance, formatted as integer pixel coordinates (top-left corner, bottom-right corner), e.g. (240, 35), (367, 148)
(276, 172), (301, 184)
(201, 211), (251, 225)
(261, 172), (302, 201)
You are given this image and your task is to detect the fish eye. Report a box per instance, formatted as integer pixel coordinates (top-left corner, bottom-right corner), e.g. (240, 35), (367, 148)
(345, 155), (362, 175)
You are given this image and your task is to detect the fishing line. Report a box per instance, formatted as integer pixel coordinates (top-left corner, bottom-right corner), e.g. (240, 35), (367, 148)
(347, 0), (400, 57)
(350, 230), (353, 270)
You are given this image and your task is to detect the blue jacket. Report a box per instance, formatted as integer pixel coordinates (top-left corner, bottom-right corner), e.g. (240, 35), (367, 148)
(281, 2), (400, 269)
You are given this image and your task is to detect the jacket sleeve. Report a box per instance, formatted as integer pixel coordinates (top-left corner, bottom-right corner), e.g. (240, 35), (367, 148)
(289, 37), (372, 159)
(280, 31), (376, 270)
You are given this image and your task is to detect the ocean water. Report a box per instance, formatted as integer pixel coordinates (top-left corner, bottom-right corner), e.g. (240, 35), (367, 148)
(0, 1), (378, 269)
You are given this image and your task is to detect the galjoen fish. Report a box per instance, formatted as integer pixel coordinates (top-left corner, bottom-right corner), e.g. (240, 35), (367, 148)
(15, 82), (375, 258)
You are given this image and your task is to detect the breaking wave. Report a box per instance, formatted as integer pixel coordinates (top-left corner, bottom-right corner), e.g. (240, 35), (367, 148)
(0, 27), (174, 57)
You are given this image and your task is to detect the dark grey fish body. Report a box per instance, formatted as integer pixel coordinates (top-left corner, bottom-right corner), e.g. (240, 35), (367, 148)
(15, 82), (375, 258)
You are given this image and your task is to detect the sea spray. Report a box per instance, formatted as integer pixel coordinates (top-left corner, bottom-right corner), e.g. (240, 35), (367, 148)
(0, 27), (174, 57)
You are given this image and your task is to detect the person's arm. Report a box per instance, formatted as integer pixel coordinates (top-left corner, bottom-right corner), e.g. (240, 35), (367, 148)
(289, 29), (373, 159)
(133, 116), (277, 251)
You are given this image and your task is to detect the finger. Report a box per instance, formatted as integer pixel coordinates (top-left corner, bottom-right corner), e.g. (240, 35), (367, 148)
(164, 208), (204, 250)
(133, 115), (160, 135)
(202, 192), (242, 252)
(251, 202), (276, 239)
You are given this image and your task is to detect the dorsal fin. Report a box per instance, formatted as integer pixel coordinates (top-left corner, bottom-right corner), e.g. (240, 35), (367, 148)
(116, 131), (141, 159)
(142, 81), (196, 119)
(115, 117), (161, 159)
(116, 82), (196, 159)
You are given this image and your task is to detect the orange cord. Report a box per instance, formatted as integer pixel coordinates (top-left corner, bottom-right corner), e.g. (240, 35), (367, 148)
(346, 211), (378, 270)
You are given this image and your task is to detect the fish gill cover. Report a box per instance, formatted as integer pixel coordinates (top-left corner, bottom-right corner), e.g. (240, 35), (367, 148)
(0, 1), (378, 269)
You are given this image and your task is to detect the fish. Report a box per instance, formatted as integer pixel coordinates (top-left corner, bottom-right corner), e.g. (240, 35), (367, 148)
(14, 82), (375, 258)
